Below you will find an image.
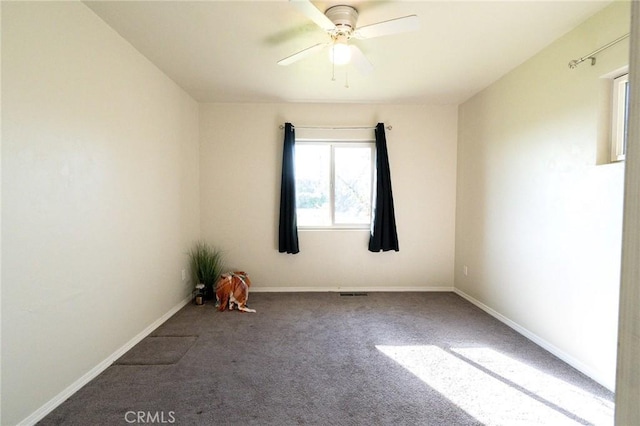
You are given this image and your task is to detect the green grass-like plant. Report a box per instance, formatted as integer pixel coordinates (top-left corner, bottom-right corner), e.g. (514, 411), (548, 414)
(188, 241), (224, 298)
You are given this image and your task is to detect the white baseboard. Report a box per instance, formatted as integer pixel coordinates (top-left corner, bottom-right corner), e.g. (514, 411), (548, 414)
(19, 295), (192, 426)
(453, 288), (615, 392)
(253, 286), (454, 293)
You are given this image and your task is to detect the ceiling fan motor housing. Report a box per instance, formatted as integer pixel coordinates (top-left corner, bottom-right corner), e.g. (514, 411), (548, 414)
(325, 5), (359, 36)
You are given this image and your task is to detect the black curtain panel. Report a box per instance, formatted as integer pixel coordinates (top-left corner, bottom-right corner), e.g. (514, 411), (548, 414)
(278, 123), (300, 254)
(369, 123), (399, 252)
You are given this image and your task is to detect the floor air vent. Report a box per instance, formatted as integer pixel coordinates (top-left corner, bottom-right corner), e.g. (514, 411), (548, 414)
(340, 292), (368, 296)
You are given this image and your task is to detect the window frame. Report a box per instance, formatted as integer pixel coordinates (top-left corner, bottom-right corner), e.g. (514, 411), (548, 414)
(611, 73), (629, 162)
(295, 139), (376, 230)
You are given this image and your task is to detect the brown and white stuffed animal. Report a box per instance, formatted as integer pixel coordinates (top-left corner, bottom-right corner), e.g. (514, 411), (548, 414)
(215, 271), (255, 313)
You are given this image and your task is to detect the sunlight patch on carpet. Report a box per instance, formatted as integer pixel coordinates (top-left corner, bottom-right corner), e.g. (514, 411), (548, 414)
(451, 347), (613, 425)
(376, 345), (613, 426)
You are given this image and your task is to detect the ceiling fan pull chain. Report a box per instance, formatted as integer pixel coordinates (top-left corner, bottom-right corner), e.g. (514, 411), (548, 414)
(332, 50), (336, 81)
(345, 69), (349, 89)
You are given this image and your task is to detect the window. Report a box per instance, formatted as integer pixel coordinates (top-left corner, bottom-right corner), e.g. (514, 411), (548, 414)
(611, 73), (629, 162)
(295, 142), (374, 228)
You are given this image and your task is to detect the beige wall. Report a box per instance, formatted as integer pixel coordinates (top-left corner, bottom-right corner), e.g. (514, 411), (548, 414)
(455, 1), (630, 390)
(199, 103), (457, 290)
(1, 2), (200, 424)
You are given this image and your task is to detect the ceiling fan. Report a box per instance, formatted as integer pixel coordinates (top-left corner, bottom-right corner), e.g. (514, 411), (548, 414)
(277, 0), (419, 75)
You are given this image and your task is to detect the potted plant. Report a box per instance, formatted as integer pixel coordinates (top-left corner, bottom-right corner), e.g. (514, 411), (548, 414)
(188, 241), (224, 300)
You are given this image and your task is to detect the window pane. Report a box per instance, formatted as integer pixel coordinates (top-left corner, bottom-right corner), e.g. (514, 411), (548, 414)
(295, 145), (331, 226)
(611, 74), (629, 162)
(623, 80), (629, 155)
(334, 146), (372, 224)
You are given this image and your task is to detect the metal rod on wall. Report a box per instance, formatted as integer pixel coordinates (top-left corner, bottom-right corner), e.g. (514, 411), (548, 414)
(279, 124), (392, 130)
(568, 33), (630, 69)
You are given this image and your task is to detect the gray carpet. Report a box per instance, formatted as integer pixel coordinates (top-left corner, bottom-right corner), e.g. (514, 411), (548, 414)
(114, 336), (198, 366)
(39, 292), (614, 425)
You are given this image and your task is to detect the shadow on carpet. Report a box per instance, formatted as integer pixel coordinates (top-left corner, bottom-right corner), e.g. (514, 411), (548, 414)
(115, 336), (198, 365)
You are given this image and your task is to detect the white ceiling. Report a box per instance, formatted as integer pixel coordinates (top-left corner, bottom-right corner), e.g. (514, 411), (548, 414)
(84, 0), (611, 105)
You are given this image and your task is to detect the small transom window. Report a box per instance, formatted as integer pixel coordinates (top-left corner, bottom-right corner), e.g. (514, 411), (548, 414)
(611, 73), (629, 162)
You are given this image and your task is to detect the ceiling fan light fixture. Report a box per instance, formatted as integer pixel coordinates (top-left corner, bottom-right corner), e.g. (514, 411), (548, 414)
(329, 36), (351, 65)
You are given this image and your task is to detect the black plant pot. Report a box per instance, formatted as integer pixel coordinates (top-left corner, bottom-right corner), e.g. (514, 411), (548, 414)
(204, 285), (215, 300)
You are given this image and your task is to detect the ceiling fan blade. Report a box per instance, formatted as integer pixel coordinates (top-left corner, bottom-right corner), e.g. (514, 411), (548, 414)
(355, 15), (419, 40)
(350, 45), (373, 75)
(290, 0), (335, 32)
(278, 42), (328, 66)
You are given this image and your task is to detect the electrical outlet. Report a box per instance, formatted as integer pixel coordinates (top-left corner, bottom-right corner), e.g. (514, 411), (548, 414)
(181, 269), (186, 281)
(463, 265), (468, 276)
